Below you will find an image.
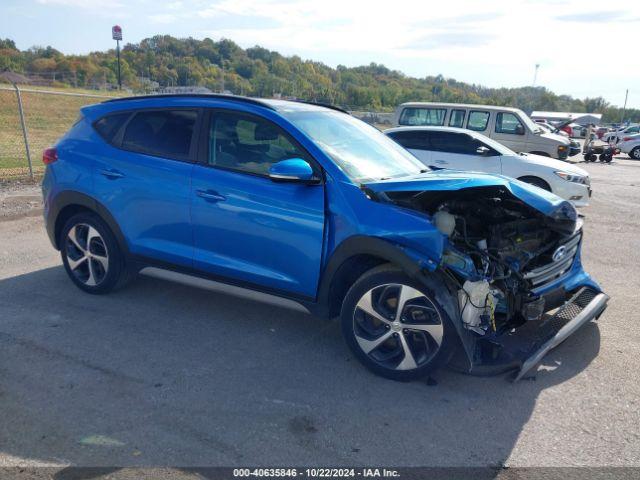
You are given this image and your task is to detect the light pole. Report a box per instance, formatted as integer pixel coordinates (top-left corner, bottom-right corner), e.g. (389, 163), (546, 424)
(112, 25), (122, 89)
(621, 89), (629, 125)
(532, 64), (540, 87)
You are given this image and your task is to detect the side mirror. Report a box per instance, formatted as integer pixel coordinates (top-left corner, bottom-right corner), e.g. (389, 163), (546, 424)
(515, 124), (525, 135)
(268, 158), (319, 184)
(476, 146), (491, 156)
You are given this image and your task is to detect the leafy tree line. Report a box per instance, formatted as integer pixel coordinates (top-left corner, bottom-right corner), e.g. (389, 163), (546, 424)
(1, 36), (637, 123)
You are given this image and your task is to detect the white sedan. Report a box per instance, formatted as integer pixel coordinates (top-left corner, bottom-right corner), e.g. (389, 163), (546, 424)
(603, 124), (640, 143)
(385, 126), (592, 207)
(618, 134), (640, 160)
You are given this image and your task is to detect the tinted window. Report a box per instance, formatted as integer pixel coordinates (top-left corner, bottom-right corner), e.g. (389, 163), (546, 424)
(429, 131), (485, 155)
(467, 111), (490, 131)
(495, 112), (524, 135)
(449, 109), (466, 128)
(94, 112), (130, 143)
(122, 110), (197, 160)
(399, 107), (446, 126)
(209, 112), (308, 176)
(388, 130), (431, 150)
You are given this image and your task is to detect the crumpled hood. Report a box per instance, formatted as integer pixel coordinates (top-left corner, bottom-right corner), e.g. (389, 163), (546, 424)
(365, 170), (576, 220)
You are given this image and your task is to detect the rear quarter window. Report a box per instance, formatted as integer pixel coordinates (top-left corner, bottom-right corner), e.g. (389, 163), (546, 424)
(93, 112), (131, 143)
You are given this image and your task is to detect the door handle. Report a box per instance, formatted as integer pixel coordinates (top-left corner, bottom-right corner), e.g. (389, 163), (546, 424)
(196, 189), (226, 202)
(434, 160), (448, 165)
(99, 169), (125, 179)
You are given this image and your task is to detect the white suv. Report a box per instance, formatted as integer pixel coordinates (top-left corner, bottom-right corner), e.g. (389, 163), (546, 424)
(386, 126), (591, 207)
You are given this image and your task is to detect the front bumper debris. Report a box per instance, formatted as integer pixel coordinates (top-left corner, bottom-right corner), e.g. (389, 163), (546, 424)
(513, 287), (608, 381)
(450, 287), (609, 380)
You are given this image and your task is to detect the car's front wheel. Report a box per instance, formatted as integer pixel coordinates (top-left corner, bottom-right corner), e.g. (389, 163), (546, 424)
(61, 212), (132, 294)
(630, 147), (640, 160)
(340, 266), (455, 381)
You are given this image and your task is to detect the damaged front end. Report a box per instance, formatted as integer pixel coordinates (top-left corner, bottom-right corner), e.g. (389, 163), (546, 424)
(365, 173), (609, 380)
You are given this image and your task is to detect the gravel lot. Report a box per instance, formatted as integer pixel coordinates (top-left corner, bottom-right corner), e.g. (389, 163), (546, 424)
(0, 156), (639, 474)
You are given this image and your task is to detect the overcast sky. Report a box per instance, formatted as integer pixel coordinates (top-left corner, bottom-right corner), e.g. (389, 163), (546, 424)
(2, 0), (637, 108)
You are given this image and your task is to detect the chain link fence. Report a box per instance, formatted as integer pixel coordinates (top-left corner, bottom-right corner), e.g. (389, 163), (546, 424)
(0, 85), (116, 179)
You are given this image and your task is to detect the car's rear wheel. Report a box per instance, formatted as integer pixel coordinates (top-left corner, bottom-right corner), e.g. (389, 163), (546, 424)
(61, 212), (132, 294)
(518, 176), (552, 191)
(630, 147), (640, 160)
(340, 266), (455, 381)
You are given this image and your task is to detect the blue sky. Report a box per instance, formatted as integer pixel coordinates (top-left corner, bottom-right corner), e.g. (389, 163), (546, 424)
(2, 0), (637, 108)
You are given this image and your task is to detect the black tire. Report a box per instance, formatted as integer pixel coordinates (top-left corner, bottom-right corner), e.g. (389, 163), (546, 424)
(518, 176), (552, 191)
(340, 265), (456, 381)
(630, 147), (640, 160)
(60, 212), (133, 294)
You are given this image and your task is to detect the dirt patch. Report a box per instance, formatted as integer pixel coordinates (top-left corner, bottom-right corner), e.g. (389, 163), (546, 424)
(0, 180), (43, 221)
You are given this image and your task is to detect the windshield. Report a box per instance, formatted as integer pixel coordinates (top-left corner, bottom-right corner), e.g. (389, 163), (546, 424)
(280, 110), (427, 182)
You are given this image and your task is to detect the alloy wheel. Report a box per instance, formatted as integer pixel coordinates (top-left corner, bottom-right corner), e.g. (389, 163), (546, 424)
(65, 223), (109, 286)
(352, 283), (443, 371)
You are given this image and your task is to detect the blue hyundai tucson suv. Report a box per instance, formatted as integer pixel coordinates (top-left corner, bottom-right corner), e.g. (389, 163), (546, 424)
(42, 94), (609, 381)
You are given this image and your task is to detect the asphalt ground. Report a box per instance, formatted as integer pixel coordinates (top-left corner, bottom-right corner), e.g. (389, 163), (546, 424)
(0, 154), (639, 476)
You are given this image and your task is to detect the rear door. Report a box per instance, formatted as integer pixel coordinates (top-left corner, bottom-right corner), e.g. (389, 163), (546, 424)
(92, 108), (198, 268)
(190, 109), (325, 298)
(429, 131), (502, 174)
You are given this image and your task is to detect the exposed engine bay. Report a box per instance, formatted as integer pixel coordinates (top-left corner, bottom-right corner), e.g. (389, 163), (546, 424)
(384, 186), (579, 336)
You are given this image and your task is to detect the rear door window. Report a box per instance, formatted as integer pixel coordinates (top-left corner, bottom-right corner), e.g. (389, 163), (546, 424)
(467, 111), (490, 131)
(121, 109), (198, 160)
(429, 131), (484, 155)
(399, 107), (446, 126)
(448, 109), (466, 128)
(387, 130), (431, 150)
(94, 112), (130, 144)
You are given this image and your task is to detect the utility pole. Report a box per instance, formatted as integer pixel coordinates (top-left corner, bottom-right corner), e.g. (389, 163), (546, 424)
(112, 25), (123, 89)
(532, 64), (540, 87)
(621, 89), (629, 125)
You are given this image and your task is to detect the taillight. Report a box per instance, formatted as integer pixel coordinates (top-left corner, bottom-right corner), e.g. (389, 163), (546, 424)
(622, 137), (633, 142)
(42, 147), (58, 165)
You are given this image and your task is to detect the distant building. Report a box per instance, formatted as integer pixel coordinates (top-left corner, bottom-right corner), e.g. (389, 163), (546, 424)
(531, 111), (603, 125)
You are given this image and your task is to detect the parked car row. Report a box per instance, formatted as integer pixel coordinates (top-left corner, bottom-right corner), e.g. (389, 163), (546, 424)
(392, 102), (580, 160)
(602, 124), (640, 144)
(42, 94), (608, 382)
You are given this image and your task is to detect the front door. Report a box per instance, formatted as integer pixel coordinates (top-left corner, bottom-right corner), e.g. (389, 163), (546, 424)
(492, 111), (527, 152)
(191, 109), (325, 298)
